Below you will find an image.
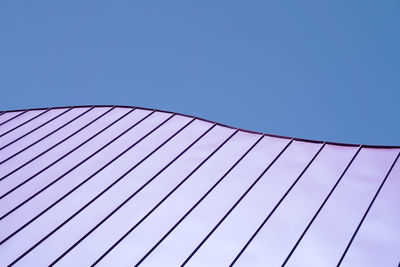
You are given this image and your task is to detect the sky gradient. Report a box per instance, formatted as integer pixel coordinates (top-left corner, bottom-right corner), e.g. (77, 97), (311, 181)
(1, 0), (399, 146)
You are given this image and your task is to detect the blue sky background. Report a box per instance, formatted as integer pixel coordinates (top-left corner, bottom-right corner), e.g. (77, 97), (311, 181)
(1, 0), (399, 146)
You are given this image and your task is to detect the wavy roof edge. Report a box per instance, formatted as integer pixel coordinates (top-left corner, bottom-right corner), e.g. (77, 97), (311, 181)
(1, 104), (398, 149)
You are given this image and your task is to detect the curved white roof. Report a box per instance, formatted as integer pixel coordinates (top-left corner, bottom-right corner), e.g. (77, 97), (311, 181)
(0, 106), (399, 266)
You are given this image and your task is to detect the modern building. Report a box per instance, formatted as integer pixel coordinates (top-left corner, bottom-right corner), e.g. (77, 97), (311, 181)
(0, 105), (399, 266)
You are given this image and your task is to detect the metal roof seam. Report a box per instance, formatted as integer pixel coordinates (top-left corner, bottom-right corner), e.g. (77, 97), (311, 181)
(135, 135), (266, 266)
(0, 107), (73, 151)
(49, 117), (199, 265)
(8, 112), (177, 265)
(182, 138), (294, 266)
(0, 109), (29, 127)
(0, 107), (399, 266)
(282, 145), (363, 266)
(91, 129), (240, 266)
(0, 110), (157, 242)
(0, 107), (114, 184)
(231, 142), (327, 266)
(0, 107), (95, 166)
(336, 151), (400, 266)
(0, 108), (136, 198)
(1, 105), (398, 148)
(0, 108), (51, 138)
(0, 107), (122, 199)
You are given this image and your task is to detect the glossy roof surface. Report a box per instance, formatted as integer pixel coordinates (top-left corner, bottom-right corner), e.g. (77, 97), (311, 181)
(0, 105), (399, 266)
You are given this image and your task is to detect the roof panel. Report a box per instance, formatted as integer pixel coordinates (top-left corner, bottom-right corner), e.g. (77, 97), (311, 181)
(0, 110), (45, 136)
(340, 159), (400, 267)
(0, 111), (26, 126)
(0, 106), (398, 267)
(284, 148), (400, 267)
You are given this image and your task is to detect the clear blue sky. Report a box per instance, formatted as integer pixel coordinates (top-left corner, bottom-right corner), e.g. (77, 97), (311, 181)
(1, 1), (399, 146)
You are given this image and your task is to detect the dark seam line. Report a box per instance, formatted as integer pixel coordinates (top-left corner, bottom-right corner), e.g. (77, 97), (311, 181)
(336, 152), (400, 267)
(230, 142), (326, 266)
(0, 107), (131, 199)
(0, 110), (156, 230)
(135, 134), (265, 266)
(0, 110), (156, 240)
(2, 111), (166, 243)
(281, 145), (362, 266)
(0, 111), (5, 116)
(8, 113), (178, 266)
(0, 109), (51, 138)
(49, 118), (204, 266)
(2, 105), (399, 149)
(51, 123), (216, 266)
(91, 129), (239, 267)
(0, 107), (113, 184)
(182, 139), (293, 266)
(0, 109), (29, 127)
(0, 108), (73, 151)
(0, 111), (156, 241)
(0, 107), (95, 166)
(0, 107), (121, 199)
